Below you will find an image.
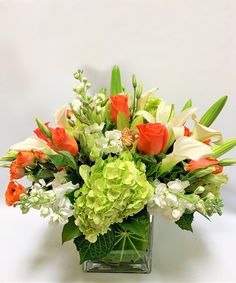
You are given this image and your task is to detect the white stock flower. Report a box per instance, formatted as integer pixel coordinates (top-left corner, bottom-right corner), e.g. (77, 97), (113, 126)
(96, 130), (123, 155)
(147, 179), (194, 222)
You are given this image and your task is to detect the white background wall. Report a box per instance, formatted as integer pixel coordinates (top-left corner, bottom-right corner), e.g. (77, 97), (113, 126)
(0, 0), (236, 282)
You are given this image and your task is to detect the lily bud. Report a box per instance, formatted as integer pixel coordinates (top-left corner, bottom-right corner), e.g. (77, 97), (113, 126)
(132, 74), (137, 89)
(35, 118), (52, 139)
(136, 82), (143, 99)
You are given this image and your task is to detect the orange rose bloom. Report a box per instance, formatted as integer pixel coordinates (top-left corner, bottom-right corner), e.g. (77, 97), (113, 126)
(187, 157), (223, 174)
(10, 160), (25, 180)
(137, 123), (168, 155)
(5, 181), (26, 206)
(34, 151), (48, 163)
(110, 94), (130, 123)
(17, 151), (35, 167)
(52, 127), (78, 156)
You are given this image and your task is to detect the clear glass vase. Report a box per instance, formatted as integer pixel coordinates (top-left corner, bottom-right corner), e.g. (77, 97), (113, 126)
(82, 212), (153, 274)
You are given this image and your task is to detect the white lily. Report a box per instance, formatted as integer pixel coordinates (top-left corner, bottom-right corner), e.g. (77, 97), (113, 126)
(191, 114), (223, 144)
(10, 136), (51, 152)
(158, 136), (213, 177)
(54, 103), (69, 128)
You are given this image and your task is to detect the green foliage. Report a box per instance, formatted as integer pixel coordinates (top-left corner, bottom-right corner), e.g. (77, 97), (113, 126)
(110, 65), (123, 95)
(116, 111), (129, 130)
(48, 151), (77, 170)
(144, 95), (161, 116)
(62, 216), (82, 244)
(175, 213), (194, 232)
(103, 210), (151, 263)
(74, 228), (116, 263)
(199, 96), (228, 127)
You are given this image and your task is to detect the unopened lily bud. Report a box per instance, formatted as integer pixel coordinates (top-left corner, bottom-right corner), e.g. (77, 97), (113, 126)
(136, 82), (143, 99)
(132, 74), (137, 89)
(35, 118), (52, 139)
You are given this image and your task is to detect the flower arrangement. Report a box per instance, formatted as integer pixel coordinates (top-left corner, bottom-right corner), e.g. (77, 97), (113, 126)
(1, 66), (236, 273)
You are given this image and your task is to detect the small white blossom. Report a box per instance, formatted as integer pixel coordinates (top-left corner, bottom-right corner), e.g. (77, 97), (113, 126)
(148, 179), (194, 221)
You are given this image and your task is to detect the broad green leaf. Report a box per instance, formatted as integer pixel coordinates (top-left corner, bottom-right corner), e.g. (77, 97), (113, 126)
(74, 228), (116, 263)
(199, 96), (228, 127)
(62, 216), (82, 244)
(130, 116), (143, 130)
(110, 65), (123, 95)
(116, 111), (129, 130)
(211, 138), (236, 158)
(36, 169), (54, 179)
(59, 151), (77, 170)
(175, 213), (194, 232)
(119, 209), (150, 239)
(48, 154), (65, 167)
(181, 99), (192, 112)
(48, 151), (77, 170)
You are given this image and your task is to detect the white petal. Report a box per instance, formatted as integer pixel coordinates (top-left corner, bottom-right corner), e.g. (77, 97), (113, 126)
(135, 110), (155, 123)
(191, 114), (223, 144)
(54, 103), (68, 128)
(156, 100), (174, 124)
(10, 136), (49, 152)
(173, 136), (213, 160)
(171, 107), (198, 127)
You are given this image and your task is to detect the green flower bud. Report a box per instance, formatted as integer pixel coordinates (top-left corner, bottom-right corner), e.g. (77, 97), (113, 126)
(132, 74), (137, 89)
(35, 118), (52, 139)
(136, 82), (143, 99)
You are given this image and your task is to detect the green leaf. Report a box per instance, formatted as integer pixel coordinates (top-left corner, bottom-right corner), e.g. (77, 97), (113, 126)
(74, 228), (116, 264)
(59, 151), (77, 170)
(175, 213), (194, 232)
(110, 65), (123, 95)
(48, 154), (65, 167)
(147, 163), (160, 177)
(62, 216), (82, 244)
(199, 96), (228, 127)
(48, 151), (77, 170)
(181, 99), (192, 111)
(119, 209), (150, 239)
(130, 116), (143, 130)
(36, 169), (54, 179)
(116, 111), (129, 130)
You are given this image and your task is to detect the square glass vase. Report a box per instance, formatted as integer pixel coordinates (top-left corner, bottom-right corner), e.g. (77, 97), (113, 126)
(82, 214), (153, 274)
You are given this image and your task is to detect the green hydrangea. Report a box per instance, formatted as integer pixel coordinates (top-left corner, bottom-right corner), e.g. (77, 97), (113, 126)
(144, 95), (161, 116)
(74, 154), (154, 243)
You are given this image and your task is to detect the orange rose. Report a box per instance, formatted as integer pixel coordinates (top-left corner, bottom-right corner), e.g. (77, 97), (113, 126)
(187, 157), (223, 174)
(10, 161), (25, 180)
(34, 151), (48, 163)
(137, 123), (168, 155)
(5, 181), (26, 206)
(110, 94), (130, 123)
(52, 127), (78, 156)
(16, 151), (35, 167)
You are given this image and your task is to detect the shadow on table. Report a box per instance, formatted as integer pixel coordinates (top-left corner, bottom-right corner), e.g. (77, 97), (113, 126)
(26, 216), (208, 283)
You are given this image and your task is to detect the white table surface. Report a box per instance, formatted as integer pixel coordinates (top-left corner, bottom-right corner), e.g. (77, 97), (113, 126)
(1, 201), (236, 283)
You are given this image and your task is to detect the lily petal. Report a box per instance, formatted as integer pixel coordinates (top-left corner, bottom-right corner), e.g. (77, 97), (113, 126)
(171, 107), (198, 127)
(135, 110), (155, 123)
(54, 103), (69, 128)
(156, 100), (174, 125)
(191, 114), (223, 144)
(10, 136), (50, 152)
